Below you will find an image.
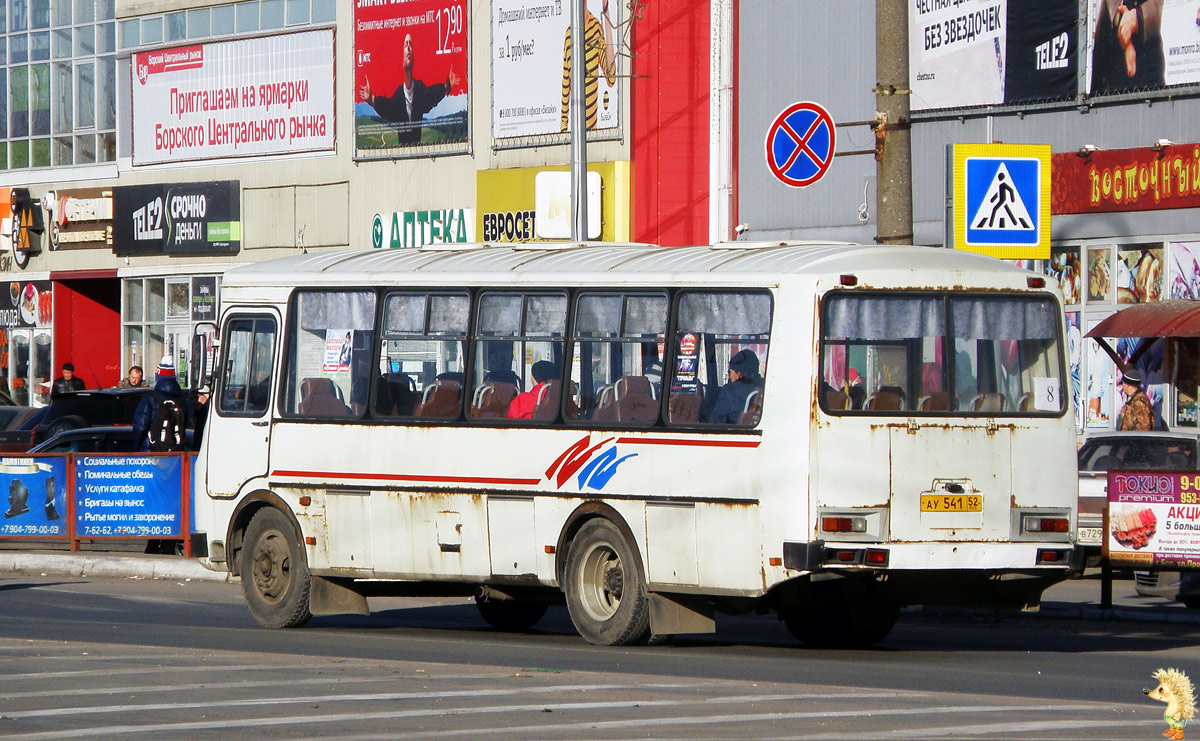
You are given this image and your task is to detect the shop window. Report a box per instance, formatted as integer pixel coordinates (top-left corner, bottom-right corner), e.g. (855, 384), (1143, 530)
(1116, 243), (1164, 303)
(1046, 249), (1081, 307)
(1087, 246), (1112, 304)
(1176, 338), (1199, 427)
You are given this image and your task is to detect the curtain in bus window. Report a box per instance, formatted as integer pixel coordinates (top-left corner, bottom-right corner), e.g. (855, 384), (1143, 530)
(285, 291), (376, 418)
(825, 296), (944, 340)
(949, 296), (1057, 340)
(570, 293), (668, 425)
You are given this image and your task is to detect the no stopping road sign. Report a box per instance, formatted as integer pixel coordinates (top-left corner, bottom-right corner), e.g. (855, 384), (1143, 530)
(765, 101), (836, 188)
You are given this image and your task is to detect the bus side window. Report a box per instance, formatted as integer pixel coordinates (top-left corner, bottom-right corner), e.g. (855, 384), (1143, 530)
(569, 292), (667, 425)
(670, 291), (772, 427)
(377, 293), (468, 420)
(473, 292), (567, 422)
(281, 290), (376, 419)
(218, 316), (277, 417)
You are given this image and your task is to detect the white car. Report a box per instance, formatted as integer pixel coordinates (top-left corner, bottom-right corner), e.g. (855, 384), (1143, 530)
(1075, 431), (1199, 568)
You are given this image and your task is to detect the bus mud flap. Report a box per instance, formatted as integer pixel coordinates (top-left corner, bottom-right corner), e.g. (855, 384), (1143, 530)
(648, 593), (715, 636)
(310, 576), (370, 616)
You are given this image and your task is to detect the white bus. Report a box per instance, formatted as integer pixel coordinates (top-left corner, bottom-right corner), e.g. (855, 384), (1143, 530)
(192, 241), (1077, 647)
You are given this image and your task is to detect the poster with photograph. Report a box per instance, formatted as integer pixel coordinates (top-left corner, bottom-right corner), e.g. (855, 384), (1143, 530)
(1116, 244), (1164, 304)
(1067, 311), (1083, 430)
(1170, 241), (1200, 299)
(1086, 318), (1113, 428)
(910, 0), (1077, 110)
(1088, 0), (1200, 94)
(354, 0), (469, 153)
(492, 0), (621, 138)
(1087, 246), (1112, 302)
(323, 330), (353, 374)
(1046, 249), (1081, 305)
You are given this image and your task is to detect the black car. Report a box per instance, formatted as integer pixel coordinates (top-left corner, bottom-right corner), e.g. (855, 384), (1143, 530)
(31, 388), (152, 446)
(28, 425), (138, 454)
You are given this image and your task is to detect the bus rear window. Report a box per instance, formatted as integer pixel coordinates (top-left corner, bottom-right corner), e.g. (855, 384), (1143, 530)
(821, 293), (1065, 416)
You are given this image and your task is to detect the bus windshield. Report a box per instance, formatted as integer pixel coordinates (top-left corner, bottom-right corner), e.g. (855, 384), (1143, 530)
(820, 292), (1065, 415)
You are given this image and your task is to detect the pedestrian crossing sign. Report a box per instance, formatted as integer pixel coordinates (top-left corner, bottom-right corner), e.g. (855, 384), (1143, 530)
(950, 143), (1051, 259)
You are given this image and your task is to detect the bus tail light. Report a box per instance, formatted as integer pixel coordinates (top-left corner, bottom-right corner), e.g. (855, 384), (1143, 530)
(830, 549), (861, 564)
(839, 274), (858, 286)
(864, 548), (889, 566)
(1023, 516), (1069, 533)
(1036, 548), (1070, 564)
(1027, 276), (1046, 288)
(821, 516), (868, 533)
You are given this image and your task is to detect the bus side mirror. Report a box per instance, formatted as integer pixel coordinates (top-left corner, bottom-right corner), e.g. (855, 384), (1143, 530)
(191, 322), (218, 389)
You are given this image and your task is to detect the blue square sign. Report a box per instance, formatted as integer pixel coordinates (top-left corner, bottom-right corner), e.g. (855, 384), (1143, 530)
(964, 157), (1042, 247)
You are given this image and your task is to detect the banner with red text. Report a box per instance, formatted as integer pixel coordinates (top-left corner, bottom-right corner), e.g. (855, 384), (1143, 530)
(131, 30), (335, 165)
(1052, 144), (1200, 215)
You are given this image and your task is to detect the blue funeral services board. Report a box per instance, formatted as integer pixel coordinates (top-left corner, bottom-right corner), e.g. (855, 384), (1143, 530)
(0, 457), (69, 536)
(75, 455), (184, 538)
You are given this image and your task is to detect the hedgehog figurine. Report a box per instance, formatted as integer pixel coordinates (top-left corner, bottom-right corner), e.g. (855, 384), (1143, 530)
(1145, 668), (1196, 740)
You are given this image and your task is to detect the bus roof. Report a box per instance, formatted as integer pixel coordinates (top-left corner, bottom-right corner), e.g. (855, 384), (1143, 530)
(221, 241), (1036, 288)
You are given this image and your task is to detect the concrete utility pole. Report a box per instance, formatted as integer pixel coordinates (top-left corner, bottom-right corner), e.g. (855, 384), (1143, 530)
(570, 0), (588, 242)
(875, 0), (914, 244)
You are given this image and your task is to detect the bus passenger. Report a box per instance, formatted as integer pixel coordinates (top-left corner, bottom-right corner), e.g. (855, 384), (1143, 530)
(506, 361), (559, 419)
(705, 349), (764, 424)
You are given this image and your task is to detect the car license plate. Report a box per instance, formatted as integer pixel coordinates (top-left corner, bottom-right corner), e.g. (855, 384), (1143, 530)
(920, 494), (982, 512)
(1076, 526), (1102, 545)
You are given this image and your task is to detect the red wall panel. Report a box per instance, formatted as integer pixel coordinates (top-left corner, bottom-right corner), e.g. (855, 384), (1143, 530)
(53, 279), (120, 390)
(632, 0), (710, 246)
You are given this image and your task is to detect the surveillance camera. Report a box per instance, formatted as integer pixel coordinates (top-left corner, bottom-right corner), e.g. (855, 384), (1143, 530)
(1079, 144), (1097, 153)
(1153, 138), (1175, 151)
(734, 223), (750, 235)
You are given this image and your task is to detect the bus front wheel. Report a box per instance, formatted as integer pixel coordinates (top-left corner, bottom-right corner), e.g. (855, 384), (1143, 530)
(564, 519), (650, 646)
(475, 595), (549, 631)
(240, 507), (312, 629)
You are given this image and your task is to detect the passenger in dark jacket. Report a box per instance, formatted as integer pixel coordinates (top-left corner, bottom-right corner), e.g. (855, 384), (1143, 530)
(132, 355), (192, 452)
(705, 349), (765, 424)
(50, 362), (85, 400)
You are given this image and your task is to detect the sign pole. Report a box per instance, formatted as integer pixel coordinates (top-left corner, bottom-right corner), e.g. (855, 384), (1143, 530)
(875, 0), (913, 245)
(570, 0), (587, 242)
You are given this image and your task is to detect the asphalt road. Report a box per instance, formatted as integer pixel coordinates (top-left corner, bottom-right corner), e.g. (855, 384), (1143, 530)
(0, 574), (1195, 739)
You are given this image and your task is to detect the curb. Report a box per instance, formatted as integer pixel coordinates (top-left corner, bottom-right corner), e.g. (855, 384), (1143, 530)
(0, 552), (236, 583)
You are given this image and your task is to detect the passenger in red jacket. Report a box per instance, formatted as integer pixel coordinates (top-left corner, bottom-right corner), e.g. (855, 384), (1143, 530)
(506, 361), (559, 420)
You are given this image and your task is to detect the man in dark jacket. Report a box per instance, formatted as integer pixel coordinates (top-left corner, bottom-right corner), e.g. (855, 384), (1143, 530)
(132, 355), (192, 452)
(705, 349), (765, 424)
(50, 362), (85, 400)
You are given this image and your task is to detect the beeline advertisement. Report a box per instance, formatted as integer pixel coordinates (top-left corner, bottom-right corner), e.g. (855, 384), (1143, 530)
(354, 0), (469, 153)
(112, 181), (241, 257)
(909, 0), (1077, 110)
(131, 29), (335, 165)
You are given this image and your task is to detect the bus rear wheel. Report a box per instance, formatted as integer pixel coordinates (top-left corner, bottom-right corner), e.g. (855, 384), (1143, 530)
(240, 507), (312, 629)
(475, 595), (549, 631)
(782, 580), (898, 649)
(564, 519), (650, 646)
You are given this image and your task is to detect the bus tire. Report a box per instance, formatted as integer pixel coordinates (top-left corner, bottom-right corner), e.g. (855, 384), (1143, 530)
(475, 595), (549, 631)
(564, 518), (650, 646)
(781, 581), (897, 649)
(240, 507), (312, 629)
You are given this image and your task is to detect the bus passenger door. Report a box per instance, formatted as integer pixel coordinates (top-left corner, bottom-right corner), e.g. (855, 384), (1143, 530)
(206, 312), (279, 499)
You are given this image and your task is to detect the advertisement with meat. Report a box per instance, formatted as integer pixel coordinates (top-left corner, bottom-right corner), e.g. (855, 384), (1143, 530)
(1108, 471), (1200, 568)
(131, 30), (334, 165)
(492, 0), (621, 138)
(354, 0), (469, 154)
